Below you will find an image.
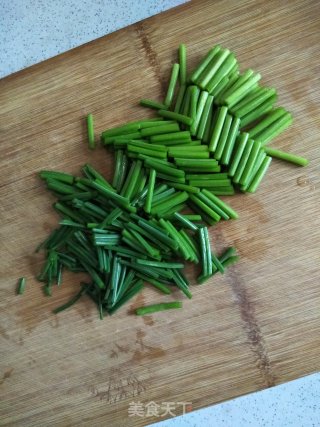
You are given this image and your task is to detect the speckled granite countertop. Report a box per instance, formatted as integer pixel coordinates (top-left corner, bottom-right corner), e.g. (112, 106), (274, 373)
(0, 0), (186, 78)
(1, 2), (319, 426)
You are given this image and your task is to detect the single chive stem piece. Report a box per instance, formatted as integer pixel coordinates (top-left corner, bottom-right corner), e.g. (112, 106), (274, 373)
(158, 110), (193, 126)
(174, 84), (186, 113)
(87, 114), (95, 149)
(17, 277), (26, 295)
(164, 63), (180, 108)
(247, 156), (272, 193)
(190, 86), (201, 123)
(140, 99), (168, 110)
(197, 94), (214, 140)
(136, 301), (182, 316)
(141, 123), (180, 137)
(150, 131), (191, 143)
(214, 114), (233, 160)
(53, 285), (87, 313)
(179, 44), (187, 84)
(144, 169), (156, 214)
(228, 132), (249, 177)
(264, 147), (308, 166)
(173, 212), (198, 231)
(221, 117), (240, 166)
(208, 106), (228, 152)
(136, 259), (184, 269)
(191, 90), (209, 136)
(181, 85), (192, 117)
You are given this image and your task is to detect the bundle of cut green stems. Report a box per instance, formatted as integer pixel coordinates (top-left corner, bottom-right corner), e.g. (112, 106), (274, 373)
(19, 43), (308, 318)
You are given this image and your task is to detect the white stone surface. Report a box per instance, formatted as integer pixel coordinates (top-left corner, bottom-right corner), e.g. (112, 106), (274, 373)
(150, 373), (320, 427)
(0, 0), (187, 78)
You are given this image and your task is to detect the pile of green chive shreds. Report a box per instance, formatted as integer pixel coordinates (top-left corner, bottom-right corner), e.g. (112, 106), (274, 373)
(29, 43), (308, 318)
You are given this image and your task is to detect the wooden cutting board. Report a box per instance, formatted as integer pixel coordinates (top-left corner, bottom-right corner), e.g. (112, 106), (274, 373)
(1, 0), (319, 425)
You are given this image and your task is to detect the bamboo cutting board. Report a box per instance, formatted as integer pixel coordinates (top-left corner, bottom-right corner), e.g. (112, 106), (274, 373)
(1, 0), (319, 425)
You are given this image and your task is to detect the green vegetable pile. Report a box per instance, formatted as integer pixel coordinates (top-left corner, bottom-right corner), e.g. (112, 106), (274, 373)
(18, 44), (308, 317)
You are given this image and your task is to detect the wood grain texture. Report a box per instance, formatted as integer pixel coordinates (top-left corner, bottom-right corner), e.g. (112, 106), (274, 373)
(1, 0), (319, 425)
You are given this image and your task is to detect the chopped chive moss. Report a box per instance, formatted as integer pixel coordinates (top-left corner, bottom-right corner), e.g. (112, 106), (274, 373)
(87, 114), (95, 149)
(28, 43), (302, 321)
(136, 301), (182, 315)
(140, 99), (168, 110)
(17, 277), (26, 295)
(164, 63), (180, 108)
